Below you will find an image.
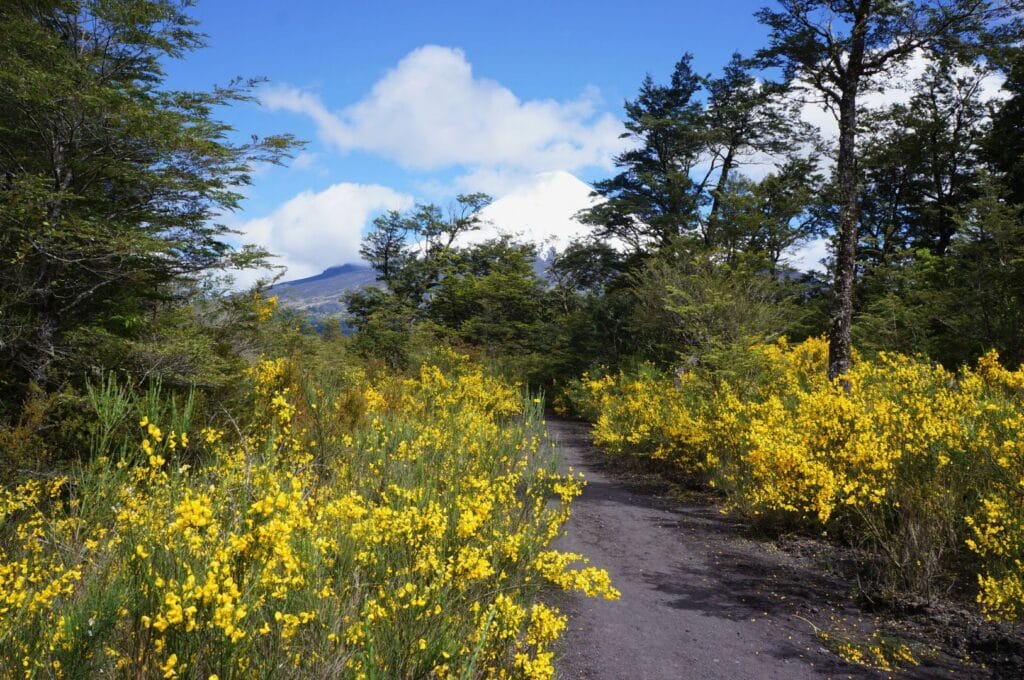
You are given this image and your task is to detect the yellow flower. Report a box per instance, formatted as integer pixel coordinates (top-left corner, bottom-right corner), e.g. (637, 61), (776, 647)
(159, 653), (177, 678)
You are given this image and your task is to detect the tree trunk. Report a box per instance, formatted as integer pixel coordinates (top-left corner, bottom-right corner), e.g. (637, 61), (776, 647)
(706, 145), (737, 246)
(27, 313), (56, 387)
(828, 13), (868, 383)
(26, 131), (74, 390)
(829, 92), (860, 382)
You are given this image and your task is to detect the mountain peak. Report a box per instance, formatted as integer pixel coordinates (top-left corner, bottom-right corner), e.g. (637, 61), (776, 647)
(276, 262), (371, 288)
(473, 171), (600, 249)
(271, 262), (379, 315)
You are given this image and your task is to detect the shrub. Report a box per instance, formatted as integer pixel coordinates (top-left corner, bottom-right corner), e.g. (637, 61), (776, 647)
(0, 354), (617, 678)
(570, 337), (1024, 614)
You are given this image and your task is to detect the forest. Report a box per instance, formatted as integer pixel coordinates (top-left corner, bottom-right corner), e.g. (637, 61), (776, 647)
(2, 0), (1024, 677)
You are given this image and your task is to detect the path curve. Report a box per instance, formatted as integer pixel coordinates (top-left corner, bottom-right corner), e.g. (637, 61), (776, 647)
(547, 417), (936, 680)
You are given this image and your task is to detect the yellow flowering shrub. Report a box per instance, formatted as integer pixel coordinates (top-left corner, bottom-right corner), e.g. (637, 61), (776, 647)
(963, 352), (1024, 621)
(253, 293), (279, 324)
(0, 355), (617, 678)
(562, 366), (713, 477)
(570, 337), (1024, 620)
(817, 629), (919, 672)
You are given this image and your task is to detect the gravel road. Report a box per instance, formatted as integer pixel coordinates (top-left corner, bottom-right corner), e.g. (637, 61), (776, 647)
(546, 417), (976, 680)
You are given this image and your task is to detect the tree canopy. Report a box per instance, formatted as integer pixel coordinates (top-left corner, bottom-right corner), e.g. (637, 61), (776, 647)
(0, 0), (298, 400)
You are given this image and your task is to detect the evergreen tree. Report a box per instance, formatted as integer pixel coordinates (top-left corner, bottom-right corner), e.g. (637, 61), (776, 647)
(580, 53), (813, 256)
(712, 156), (826, 266)
(703, 53), (815, 236)
(986, 47), (1024, 203)
(0, 0), (298, 400)
(426, 238), (548, 353)
(755, 0), (1015, 380)
(359, 210), (410, 284)
(578, 55), (707, 252)
(859, 57), (990, 264)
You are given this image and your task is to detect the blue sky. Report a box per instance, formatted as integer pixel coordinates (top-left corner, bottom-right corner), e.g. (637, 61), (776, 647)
(161, 1), (780, 281)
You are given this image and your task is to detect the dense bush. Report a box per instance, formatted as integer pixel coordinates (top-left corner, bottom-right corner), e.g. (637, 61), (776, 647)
(0, 350), (617, 678)
(563, 338), (1024, 616)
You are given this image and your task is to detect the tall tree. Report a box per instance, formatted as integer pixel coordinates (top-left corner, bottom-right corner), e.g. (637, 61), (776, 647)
(986, 46), (1024, 203)
(0, 0), (297, 398)
(426, 237), (549, 353)
(409, 192), (492, 260)
(858, 56), (990, 265)
(702, 53), (814, 235)
(357, 193), (493, 309)
(933, 177), (1024, 364)
(581, 53), (813, 256)
(755, 0), (1016, 380)
(713, 156), (826, 265)
(578, 55), (707, 252)
(360, 210), (409, 283)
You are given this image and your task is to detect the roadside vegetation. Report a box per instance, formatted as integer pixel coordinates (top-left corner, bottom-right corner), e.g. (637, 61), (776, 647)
(3, 0), (1024, 677)
(559, 338), (1024, 621)
(0, 334), (617, 678)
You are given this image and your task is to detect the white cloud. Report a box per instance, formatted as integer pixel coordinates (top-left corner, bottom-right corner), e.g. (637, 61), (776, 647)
(411, 167), (571, 203)
(234, 183), (413, 286)
(471, 170), (601, 250)
(784, 237), (831, 273)
(262, 45), (627, 173)
(290, 151), (327, 175)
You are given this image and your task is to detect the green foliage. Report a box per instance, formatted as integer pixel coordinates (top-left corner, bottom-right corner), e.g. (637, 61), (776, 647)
(0, 0), (299, 401)
(426, 238), (549, 352)
(852, 251), (946, 358)
(986, 46), (1024, 204)
(344, 287), (433, 371)
(858, 57), (990, 263)
(353, 195), (562, 380)
(359, 210), (411, 283)
(578, 53), (814, 255)
(853, 177), (1024, 368)
(626, 243), (805, 365)
(578, 55), (707, 251)
(710, 157), (826, 265)
(754, 0), (1018, 379)
(938, 179), (1024, 365)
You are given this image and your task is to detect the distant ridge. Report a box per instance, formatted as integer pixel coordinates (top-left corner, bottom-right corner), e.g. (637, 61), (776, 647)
(272, 248), (557, 318)
(271, 262), (379, 315)
(275, 263), (370, 287)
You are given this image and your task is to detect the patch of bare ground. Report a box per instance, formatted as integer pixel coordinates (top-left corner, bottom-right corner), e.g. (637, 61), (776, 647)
(546, 417), (1023, 679)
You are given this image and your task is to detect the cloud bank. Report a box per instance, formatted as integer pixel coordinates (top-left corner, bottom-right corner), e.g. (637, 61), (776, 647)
(262, 45), (627, 175)
(236, 183), (413, 284)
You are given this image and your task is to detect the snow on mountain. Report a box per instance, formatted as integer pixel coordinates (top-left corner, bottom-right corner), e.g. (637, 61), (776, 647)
(468, 170), (600, 250)
(271, 171), (607, 312)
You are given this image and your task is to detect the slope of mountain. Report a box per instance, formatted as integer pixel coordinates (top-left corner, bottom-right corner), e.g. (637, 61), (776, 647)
(271, 263), (379, 315)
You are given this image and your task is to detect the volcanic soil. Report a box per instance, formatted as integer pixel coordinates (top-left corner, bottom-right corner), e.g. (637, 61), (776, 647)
(547, 417), (1018, 680)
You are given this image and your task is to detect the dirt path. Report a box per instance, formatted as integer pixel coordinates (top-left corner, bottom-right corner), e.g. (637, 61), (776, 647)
(546, 418), (974, 680)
